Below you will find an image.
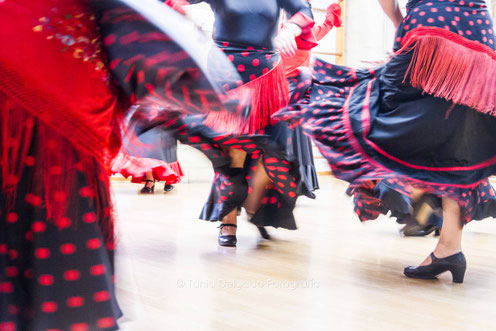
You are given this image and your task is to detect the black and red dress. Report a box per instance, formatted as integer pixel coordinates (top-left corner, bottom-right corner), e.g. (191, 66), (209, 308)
(179, 0), (317, 229)
(277, 0), (496, 223)
(0, 0), (241, 329)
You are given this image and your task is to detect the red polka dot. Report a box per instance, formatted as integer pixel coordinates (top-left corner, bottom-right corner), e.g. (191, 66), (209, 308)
(79, 187), (93, 197)
(0, 244), (7, 254)
(25, 231), (33, 241)
(67, 296), (85, 308)
(252, 59), (260, 66)
(70, 323), (89, 331)
(8, 305), (19, 315)
(0, 322), (16, 331)
(25, 194), (42, 206)
(32, 221), (46, 232)
(227, 55), (234, 62)
(249, 74), (257, 81)
(86, 238), (102, 250)
(60, 243), (76, 255)
(6, 213), (18, 224)
(35, 248), (50, 259)
(41, 302), (58, 313)
(5, 266), (18, 277)
(241, 51), (249, 57)
(64, 270), (80, 281)
(83, 212), (96, 223)
(97, 317), (116, 329)
(0, 282), (13, 293)
(93, 291), (111, 302)
(288, 192), (296, 198)
(8, 250), (18, 260)
(90, 264), (106, 276)
(237, 64), (245, 72)
(39, 274), (54, 286)
(55, 217), (71, 229)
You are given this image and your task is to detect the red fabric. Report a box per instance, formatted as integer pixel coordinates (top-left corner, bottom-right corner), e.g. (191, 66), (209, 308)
(397, 27), (496, 116)
(0, 0), (121, 167)
(111, 151), (183, 184)
(0, 0), (121, 229)
(283, 23), (334, 77)
(325, 3), (342, 28)
(164, 0), (188, 15)
(289, 12), (318, 50)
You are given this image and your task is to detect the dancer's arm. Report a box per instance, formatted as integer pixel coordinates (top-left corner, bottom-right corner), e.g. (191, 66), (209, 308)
(378, 0), (403, 28)
(313, 2), (342, 41)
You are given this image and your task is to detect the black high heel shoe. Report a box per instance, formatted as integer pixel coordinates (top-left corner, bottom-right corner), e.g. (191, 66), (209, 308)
(139, 180), (155, 194)
(163, 184), (174, 192)
(257, 226), (271, 240)
(246, 212), (271, 240)
(218, 224), (237, 247)
(404, 252), (466, 283)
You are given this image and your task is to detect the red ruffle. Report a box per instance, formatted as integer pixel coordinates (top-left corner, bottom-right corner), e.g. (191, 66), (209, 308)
(111, 152), (183, 184)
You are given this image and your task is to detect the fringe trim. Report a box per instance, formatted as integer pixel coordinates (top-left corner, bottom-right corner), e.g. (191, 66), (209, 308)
(397, 27), (496, 116)
(0, 95), (115, 241)
(203, 60), (290, 134)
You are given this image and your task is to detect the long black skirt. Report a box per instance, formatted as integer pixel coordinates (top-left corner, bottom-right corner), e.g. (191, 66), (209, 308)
(0, 120), (121, 331)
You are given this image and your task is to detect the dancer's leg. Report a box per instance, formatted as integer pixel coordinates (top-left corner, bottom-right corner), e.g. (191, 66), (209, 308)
(220, 148), (247, 235)
(243, 157), (270, 215)
(419, 197), (463, 266)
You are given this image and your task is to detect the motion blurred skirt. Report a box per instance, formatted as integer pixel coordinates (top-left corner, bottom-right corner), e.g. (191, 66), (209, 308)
(276, 0), (496, 222)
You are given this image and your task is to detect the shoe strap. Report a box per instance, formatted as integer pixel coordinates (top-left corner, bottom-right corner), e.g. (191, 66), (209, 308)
(219, 223), (237, 229)
(145, 179), (155, 184)
(430, 252), (438, 262)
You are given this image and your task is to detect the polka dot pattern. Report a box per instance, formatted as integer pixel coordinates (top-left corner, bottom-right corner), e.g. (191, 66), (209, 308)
(209, 41), (279, 92)
(1, 119), (121, 329)
(395, 0), (495, 50)
(277, 1), (496, 224)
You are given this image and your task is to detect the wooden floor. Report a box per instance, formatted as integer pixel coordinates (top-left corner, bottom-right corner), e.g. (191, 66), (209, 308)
(112, 176), (496, 331)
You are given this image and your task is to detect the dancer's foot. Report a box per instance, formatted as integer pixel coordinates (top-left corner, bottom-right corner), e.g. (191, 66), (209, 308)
(164, 184), (174, 192)
(419, 244), (462, 266)
(139, 180), (155, 194)
(218, 224), (237, 247)
(404, 252), (466, 283)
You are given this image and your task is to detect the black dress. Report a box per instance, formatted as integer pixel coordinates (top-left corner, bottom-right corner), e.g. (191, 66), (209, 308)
(178, 0), (316, 229)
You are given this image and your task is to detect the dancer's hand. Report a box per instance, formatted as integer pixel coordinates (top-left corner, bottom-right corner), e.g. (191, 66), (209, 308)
(276, 23), (301, 57)
(325, 3), (342, 28)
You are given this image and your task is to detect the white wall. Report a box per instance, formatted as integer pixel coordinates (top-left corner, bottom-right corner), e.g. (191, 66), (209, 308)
(344, 0), (407, 66)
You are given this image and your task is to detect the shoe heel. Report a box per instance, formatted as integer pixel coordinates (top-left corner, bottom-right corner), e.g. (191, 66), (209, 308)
(450, 266), (466, 284)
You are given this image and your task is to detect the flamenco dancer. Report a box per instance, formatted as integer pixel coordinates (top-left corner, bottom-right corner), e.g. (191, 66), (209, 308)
(281, 0), (342, 198)
(0, 0), (243, 329)
(278, 0), (496, 283)
(169, 0), (317, 247)
(111, 124), (183, 194)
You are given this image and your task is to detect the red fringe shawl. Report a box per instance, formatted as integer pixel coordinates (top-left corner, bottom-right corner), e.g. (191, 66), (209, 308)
(397, 27), (496, 116)
(204, 60), (290, 135)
